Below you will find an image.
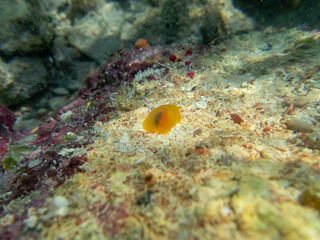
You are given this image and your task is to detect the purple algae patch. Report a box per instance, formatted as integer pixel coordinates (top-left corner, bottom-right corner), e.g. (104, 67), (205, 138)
(0, 104), (16, 132)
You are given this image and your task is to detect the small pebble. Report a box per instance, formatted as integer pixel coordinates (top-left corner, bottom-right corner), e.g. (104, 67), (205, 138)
(298, 188), (320, 210)
(293, 96), (311, 107)
(60, 110), (73, 121)
(287, 119), (314, 133)
(195, 101), (207, 109)
(193, 127), (202, 136)
(37, 108), (47, 115)
(67, 81), (82, 90)
(259, 42), (272, 51)
(24, 215), (38, 229)
(52, 87), (69, 95)
(49, 196), (69, 217)
(49, 97), (68, 110)
(0, 214), (14, 226)
(230, 113), (244, 124)
(293, 91), (320, 107)
(303, 132), (320, 149)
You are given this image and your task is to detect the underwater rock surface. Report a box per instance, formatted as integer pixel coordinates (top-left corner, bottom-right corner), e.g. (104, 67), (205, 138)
(0, 0), (253, 109)
(1, 26), (320, 239)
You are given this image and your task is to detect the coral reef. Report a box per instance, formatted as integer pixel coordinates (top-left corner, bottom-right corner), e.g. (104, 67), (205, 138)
(0, 0), (254, 112)
(1, 26), (320, 239)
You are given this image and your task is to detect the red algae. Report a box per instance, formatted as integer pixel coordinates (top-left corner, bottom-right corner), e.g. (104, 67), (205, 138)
(0, 105), (16, 132)
(169, 55), (177, 62)
(186, 71), (195, 78)
(230, 113), (244, 124)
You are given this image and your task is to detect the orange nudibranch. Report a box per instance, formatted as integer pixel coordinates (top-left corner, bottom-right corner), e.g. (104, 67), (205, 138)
(142, 104), (181, 134)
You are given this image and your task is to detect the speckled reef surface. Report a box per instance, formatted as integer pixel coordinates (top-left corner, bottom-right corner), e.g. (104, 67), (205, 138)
(1, 25), (320, 239)
(0, 1), (320, 240)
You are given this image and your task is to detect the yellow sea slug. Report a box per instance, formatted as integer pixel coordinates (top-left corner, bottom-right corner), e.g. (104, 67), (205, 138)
(142, 104), (181, 134)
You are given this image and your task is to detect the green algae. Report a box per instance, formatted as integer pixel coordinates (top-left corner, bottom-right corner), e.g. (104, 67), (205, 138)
(1, 157), (17, 170)
(293, 34), (320, 60)
(298, 187), (320, 211)
(1, 144), (35, 170)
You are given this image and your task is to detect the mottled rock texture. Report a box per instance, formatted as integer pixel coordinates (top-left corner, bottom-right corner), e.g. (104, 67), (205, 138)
(0, 0), (253, 108)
